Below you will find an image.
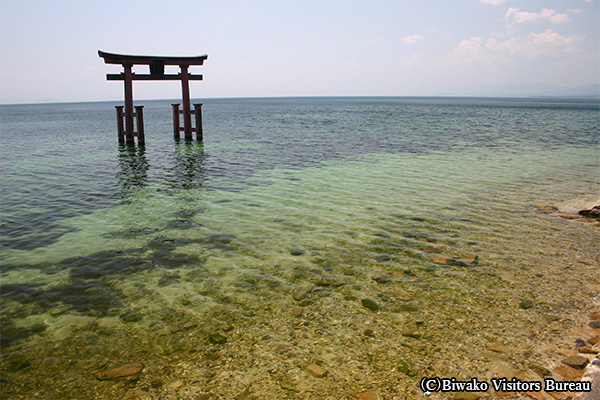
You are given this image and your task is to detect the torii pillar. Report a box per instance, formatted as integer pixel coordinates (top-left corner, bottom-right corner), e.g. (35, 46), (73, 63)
(98, 50), (208, 145)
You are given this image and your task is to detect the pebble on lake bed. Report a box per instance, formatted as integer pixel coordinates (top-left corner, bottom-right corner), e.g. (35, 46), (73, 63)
(361, 298), (380, 311)
(291, 306), (304, 317)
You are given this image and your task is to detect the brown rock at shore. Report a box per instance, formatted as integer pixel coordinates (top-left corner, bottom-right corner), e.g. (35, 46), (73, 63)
(588, 335), (600, 345)
(562, 355), (589, 369)
(579, 205), (600, 219)
(578, 346), (599, 354)
(553, 364), (584, 380)
(556, 348), (577, 357)
(96, 361), (144, 380)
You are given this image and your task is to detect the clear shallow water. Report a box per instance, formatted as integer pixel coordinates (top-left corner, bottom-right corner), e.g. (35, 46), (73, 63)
(0, 97), (599, 399)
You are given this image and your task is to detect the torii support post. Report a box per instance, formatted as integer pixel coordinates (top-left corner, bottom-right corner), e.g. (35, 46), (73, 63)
(115, 106), (125, 143)
(172, 104), (181, 139)
(194, 103), (203, 141)
(135, 105), (145, 145)
(99, 50), (208, 144)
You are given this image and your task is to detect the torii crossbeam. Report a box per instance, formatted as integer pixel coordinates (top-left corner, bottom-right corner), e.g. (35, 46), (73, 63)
(99, 50), (208, 144)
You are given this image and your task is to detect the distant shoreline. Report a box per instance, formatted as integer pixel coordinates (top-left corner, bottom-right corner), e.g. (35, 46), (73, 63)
(1, 94), (599, 107)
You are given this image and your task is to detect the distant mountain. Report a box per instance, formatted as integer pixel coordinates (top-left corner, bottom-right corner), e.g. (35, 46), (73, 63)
(540, 83), (600, 97)
(441, 83), (600, 98)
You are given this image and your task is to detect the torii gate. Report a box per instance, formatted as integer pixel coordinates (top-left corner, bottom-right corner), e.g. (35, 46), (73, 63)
(98, 50), (208, 145)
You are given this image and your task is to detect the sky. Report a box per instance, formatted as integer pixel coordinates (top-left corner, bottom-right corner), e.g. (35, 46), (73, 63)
(0, 0), (598, 103)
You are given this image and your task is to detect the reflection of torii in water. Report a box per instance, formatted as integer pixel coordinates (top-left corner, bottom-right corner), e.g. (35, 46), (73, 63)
(98, 50), (208, 145)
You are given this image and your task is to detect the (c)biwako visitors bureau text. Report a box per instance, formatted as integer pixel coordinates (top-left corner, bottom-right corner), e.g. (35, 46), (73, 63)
(420, 377), (590, 395)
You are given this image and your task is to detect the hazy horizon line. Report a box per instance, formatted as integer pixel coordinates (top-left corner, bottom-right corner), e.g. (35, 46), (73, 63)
(2, 93), (600, 106)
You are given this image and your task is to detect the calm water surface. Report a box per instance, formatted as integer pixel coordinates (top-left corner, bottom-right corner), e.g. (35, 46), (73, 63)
(1, 97), (599, 399)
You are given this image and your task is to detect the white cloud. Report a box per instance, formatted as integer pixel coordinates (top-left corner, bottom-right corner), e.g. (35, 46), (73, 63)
(526, 29), (585, 56)
(447, 29), (585, 65)
(480, 0), (506, 5)
(403, 34), (424, 45)
(453, 37), (485, 61)
(505, 7), (570, 24)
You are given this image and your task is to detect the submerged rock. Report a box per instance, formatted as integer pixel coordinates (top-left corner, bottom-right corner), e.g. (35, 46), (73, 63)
(305, 364), (327, 378)
(234, 386), (252, 400)
(292, 288), (311, 301)
(529, 363), (552, 378)
(457, 253), (478, 265)
(432, 255), (451, 265)
(519, 299), (534, 309)
(390, 303), (419, 312)
(361, 298), (380, 312)
(96, 361), (144, 380)
(169, 380), (184, 389)
(534, 205), (558, 213)
(432, 253), (478, 266)
(291, 307), (304, 318)
(351, 391), (381, 400)
(208, 333), (227, 345)
(372, 276), (389, 284)
(364, 329), (375, 337)
(397, 360), (417, 376)
(423, 247), (443, 253)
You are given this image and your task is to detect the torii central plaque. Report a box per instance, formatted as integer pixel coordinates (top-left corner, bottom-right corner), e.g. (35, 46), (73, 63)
(98, 50), (208, 145)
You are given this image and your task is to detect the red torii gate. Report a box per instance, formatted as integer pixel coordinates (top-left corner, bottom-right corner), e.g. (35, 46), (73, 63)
(98, 50), (208, 145)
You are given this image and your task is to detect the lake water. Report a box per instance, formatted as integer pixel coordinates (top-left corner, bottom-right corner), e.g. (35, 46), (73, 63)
(1, 97), (599, 399)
